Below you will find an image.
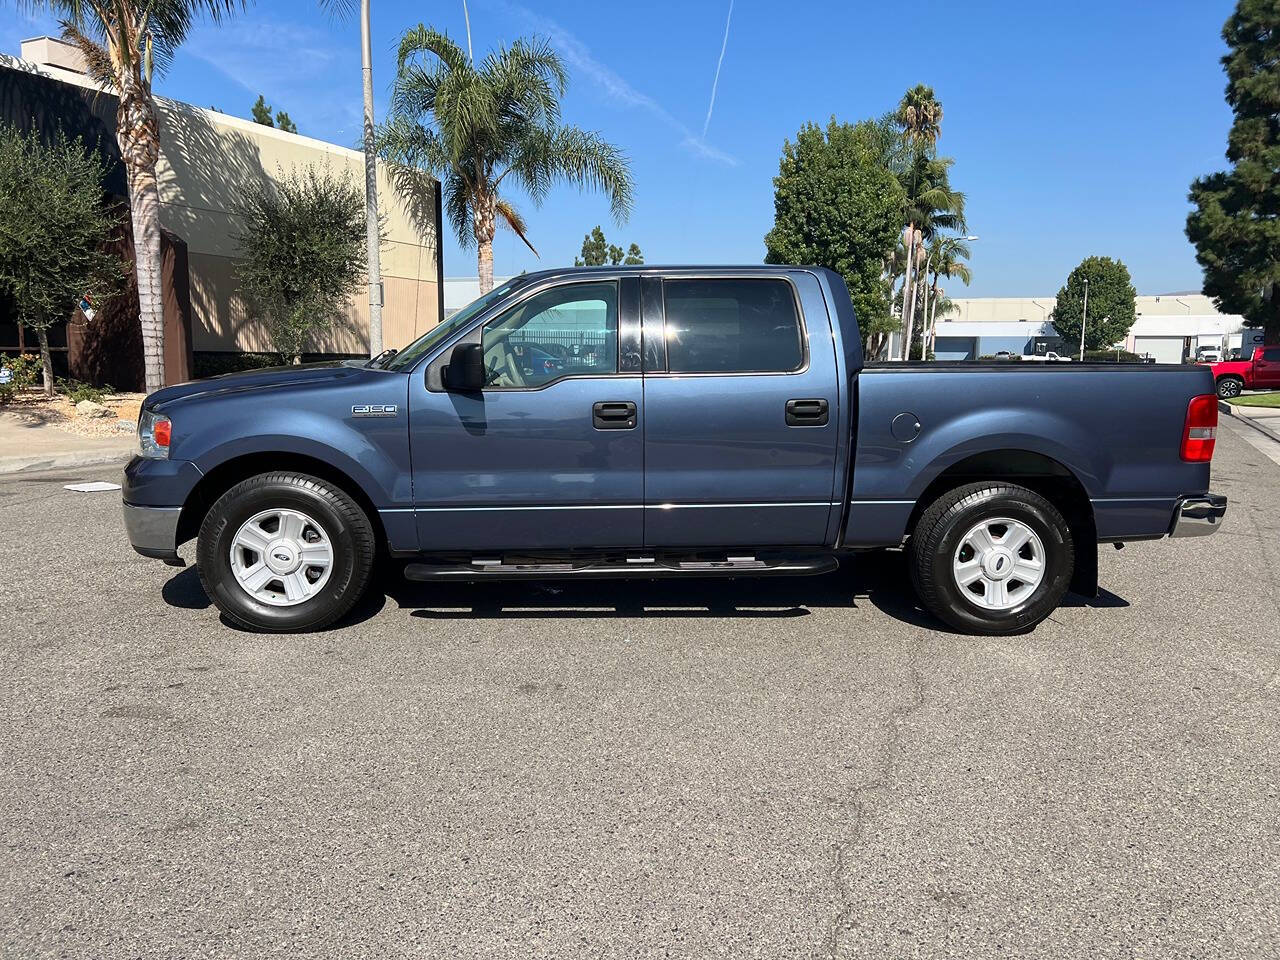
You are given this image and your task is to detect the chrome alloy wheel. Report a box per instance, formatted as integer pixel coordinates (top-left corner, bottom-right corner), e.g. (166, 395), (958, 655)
(952, 516), (1046, 611)
(229, 508), (334, 607)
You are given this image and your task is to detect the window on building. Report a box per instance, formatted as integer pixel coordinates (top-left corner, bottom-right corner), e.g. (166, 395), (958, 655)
(662, 278), (804, 374)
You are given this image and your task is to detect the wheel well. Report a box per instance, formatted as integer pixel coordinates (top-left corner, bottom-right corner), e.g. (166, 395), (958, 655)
(176, 452), (387, 550)
(1216, 374), (1244, 385)
(908, 449), (1098, 597)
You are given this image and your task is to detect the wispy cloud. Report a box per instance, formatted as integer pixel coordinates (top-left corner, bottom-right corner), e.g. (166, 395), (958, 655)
(491, 0), (737, 166)
(702, 0), (734, 138)
(184, 18), (360, 140)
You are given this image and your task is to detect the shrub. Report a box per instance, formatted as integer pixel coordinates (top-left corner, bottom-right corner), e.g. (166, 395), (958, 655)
(58, 378), (113, 403)
(0, 353), (40, 402)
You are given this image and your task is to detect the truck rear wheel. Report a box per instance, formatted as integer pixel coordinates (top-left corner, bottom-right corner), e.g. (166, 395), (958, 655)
(197, 472), (376, 632)
(1216, 376), (1244, 399)
(909, 482), (1074, 635)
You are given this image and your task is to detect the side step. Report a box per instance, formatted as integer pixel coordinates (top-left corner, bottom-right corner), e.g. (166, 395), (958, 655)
(403, 555), (840, 581)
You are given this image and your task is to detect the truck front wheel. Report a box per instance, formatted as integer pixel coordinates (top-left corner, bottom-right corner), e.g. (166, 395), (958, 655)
(1216, 376), (1244, 399)
(909, 482), (1074, 635)
(196, 472), (376, 632)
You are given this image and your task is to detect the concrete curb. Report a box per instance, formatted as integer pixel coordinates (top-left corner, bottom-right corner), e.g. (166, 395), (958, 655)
(0, 448), (134, 476)
(1219, 399), (1280, 445)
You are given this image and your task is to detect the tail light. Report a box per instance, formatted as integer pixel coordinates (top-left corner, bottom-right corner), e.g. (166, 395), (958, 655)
(1181, 394), (1218, 462)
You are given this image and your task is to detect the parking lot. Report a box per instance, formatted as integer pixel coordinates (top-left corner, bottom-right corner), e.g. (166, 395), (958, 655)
(1, 419), (1277, 958)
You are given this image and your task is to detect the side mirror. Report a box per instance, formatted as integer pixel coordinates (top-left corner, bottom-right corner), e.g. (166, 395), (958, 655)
(444, 342), (485, 391)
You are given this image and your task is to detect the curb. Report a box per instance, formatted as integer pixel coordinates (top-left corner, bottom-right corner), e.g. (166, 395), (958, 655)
(0, 448), (134, 476)
(1219, 399), (1280, 445)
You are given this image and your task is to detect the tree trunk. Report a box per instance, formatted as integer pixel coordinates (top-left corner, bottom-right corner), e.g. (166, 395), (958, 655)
(474, 194), (496, 294)
(116, 74), (165, 394)
(904, 236), (924, 361)
(36, 328), (54, 397)
(900, 225), (916, 360)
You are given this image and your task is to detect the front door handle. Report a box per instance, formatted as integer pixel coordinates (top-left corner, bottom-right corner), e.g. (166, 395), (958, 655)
(593, 400), (637, 430)
(785, 398), (829, 426)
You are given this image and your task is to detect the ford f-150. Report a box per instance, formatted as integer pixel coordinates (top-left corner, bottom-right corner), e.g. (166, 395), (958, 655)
(123, 266), (1227, 635)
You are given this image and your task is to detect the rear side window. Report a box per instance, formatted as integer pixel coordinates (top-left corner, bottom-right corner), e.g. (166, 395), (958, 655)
(662, 278), (804, 373)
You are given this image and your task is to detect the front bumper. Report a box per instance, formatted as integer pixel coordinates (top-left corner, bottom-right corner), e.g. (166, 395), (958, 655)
(1169, 493), (1227, 538)
(123, 501), (184, 563)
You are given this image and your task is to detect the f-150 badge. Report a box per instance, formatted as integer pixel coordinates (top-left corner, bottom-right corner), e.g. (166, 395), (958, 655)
(351, 404), (398, 417)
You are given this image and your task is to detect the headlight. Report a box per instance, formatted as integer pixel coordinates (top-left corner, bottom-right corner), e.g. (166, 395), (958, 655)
(138, 408), (171, 459)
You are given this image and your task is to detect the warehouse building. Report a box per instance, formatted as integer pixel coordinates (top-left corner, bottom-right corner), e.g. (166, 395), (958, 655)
(934, 293), (1256, 362)
(1, 37), (442, 388)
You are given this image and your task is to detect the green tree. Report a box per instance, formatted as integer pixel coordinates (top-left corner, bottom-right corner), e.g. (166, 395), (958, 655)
(34, 0), (246, 393)
(1050, 256), (1137, 354)
(274, 111), (297, 135)
(0, 125), (125, 395)
(234, 166), (368, 364)
(574, 225), (644, 265)
(764, 118), (906, 349)
(1187, 0), (1280, 343)
(251, 93), (274, 126)
(379, 26), (633, 293)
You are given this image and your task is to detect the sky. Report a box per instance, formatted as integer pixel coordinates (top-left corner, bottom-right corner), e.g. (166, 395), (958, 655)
(5, 0), (1239, 297)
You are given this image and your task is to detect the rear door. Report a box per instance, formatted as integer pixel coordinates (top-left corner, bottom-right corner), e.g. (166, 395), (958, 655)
(641, 272), (841, 548)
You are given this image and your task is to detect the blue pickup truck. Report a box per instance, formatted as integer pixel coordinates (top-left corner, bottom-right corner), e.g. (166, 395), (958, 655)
(123, 266), (1226, 634)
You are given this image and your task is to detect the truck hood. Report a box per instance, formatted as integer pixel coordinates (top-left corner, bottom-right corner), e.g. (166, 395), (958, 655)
(145, 359), (385, 411)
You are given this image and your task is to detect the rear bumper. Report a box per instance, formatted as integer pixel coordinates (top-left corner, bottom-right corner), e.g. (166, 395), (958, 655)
(123, 501), (184, 563)
(1169, 493), (1227, 538)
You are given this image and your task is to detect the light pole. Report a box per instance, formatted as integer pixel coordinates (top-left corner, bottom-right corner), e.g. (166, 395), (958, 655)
(360, 0), (384, 358)
(922, 235), (979, 359)
(1078, 277), (1089, 362)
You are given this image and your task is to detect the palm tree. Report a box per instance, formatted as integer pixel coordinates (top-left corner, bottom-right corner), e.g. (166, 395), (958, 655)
(29, 1), (243, 393)
(922, 235), (972, 358)
(895, 84), (943, 359)
(899, 153), (965, 359)
(380, 26), (633, 294)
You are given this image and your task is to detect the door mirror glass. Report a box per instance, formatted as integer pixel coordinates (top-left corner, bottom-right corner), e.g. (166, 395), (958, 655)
(444, 342), (486, 391)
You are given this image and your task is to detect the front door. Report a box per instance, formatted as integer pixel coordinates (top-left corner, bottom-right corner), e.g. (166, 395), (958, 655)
(409, 278), (644, 552)
(641, 274), (841, 548)
(1256, 346), (1280, 387)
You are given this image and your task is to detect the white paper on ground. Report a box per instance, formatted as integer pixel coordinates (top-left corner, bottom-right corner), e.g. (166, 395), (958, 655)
(64, 481), (122, 493)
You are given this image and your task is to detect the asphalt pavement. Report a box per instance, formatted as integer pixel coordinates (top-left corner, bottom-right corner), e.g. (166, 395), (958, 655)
(1, 419), (1277, 958)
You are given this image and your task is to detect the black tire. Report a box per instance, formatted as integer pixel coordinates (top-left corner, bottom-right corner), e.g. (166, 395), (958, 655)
(196, 472), (376, 632)
(908, 482), (1074, 635)
(1216, 376), (1244, 399)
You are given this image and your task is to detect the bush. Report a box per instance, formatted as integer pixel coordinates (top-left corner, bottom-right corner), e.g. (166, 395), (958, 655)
(192, 352), (363, 379)
(58, 378), (113, 403)
(1083, 349), (1144, 363)
(0, 353), (40, 402)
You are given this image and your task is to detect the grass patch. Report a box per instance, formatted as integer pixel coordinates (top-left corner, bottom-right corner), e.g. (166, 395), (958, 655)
(1228, 392), (1280, 408)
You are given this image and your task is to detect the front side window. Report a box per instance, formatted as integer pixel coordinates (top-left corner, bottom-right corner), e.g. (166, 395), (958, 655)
(1262, 347), (1280, 362)
(662, 278), (803, 374)
(481, 281), (618, 388)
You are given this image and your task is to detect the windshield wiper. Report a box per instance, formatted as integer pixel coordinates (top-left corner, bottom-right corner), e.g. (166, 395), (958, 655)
(367, 348), (398, 369)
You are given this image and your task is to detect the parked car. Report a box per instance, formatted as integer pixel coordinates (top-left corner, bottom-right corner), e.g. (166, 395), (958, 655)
(123, 266), (1226, 636)
(1195, 345), (1222, 363)
(1020, 351), (1072, 362)
(1205, 345), (1280, 398)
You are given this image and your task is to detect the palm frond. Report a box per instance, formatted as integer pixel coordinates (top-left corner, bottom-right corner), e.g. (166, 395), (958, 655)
(494, 197), (539, 256)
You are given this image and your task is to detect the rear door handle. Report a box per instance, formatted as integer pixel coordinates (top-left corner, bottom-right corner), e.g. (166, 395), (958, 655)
(785, 398), (829, 426)
(593, 400), (637, 430)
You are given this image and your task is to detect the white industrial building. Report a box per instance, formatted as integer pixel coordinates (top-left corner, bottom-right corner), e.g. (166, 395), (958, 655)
(932, 292), (1262, 363)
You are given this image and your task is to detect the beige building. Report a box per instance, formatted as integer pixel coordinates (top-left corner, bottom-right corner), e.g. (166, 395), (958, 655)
(8, 37), (442, 358)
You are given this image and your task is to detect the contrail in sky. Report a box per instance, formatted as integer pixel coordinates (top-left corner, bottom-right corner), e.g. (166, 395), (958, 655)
(702, 0), (734, 138)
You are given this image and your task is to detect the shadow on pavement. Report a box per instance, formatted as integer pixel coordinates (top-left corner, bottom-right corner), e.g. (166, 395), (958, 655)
(161, 549), (1129, 633)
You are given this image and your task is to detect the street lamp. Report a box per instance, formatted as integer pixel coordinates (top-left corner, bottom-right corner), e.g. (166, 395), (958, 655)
(922, 235), (979, 360)
(1078, 278), (1089, 362)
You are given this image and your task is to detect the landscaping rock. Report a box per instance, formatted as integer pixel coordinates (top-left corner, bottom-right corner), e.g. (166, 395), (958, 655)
(75, 400), (112, 419)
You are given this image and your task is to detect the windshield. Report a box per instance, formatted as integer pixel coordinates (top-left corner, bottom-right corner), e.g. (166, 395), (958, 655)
(383, 278), (520, 371)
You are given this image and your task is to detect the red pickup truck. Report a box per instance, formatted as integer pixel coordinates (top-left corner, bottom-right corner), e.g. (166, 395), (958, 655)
(1207, 345), (1280, 398)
